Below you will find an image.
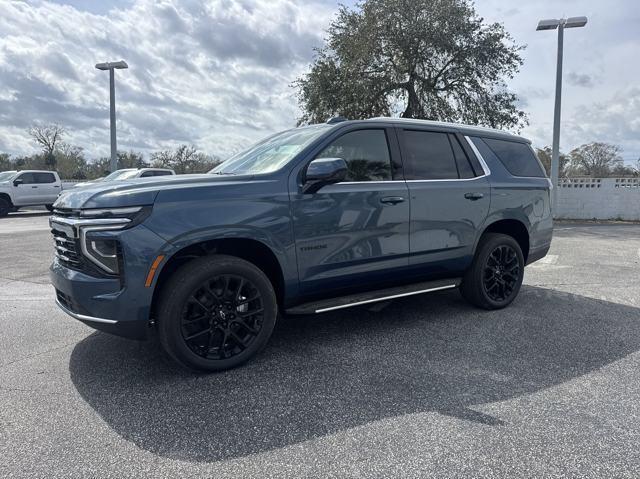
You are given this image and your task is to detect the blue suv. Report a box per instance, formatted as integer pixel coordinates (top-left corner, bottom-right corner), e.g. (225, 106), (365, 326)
(50, 118), (552, 371)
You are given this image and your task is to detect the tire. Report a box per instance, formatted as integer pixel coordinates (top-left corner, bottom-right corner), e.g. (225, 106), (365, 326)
(0, 197), (11, 218)
(460, 233), (525, 310)
(45, 204), (54, 212)
(157, 255), (278, 372)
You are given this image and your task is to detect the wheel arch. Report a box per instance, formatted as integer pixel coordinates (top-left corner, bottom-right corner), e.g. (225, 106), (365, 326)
(0, 192), (13, 205)
(150, 237), (286, 318)
(477, 218), (530, 262)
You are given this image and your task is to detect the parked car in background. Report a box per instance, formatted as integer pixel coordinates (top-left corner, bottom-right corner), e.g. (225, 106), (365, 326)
(72, 168), (175, 189)
(0, 170), (63, 217)
(49, 118), (552, 372)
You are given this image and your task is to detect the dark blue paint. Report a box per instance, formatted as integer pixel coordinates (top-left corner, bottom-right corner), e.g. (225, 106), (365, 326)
(49, 120), (552, 339)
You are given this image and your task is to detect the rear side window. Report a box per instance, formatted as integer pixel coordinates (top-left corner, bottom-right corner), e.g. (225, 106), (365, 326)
(316, 129), (392, 182)
(154, 171), (172, 176)
(481, 138), (545, 177)
(401, 130), (458, 180)
(35, 172), (55, 183)
(449, 134), (476, 179)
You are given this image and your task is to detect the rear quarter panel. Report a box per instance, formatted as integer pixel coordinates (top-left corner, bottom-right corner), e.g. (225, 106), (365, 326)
(471, 137), (553, 258)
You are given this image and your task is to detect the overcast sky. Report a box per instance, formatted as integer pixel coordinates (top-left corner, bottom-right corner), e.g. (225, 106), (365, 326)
(0, 0), (638, 163)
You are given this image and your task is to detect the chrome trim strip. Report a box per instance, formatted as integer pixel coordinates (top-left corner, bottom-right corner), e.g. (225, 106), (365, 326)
(55, 298), (118, 324)
(464, 136), (492, 176)
(50, 216), (131, 229)
(405, 176), (487, 183)
(314, 284), (458, 313)
(336, 181), (407, 185)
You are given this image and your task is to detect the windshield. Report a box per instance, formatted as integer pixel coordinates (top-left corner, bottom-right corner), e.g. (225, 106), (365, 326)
(211, 125), (333, 175)
(0, 171), (17, 182)
(102, 169), (140, 181)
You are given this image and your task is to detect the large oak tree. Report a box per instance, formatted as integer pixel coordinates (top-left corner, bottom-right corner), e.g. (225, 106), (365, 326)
(295, 0), (527, 130)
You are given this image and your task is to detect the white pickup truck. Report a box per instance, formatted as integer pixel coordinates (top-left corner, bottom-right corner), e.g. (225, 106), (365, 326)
(0, 170), (63, 217)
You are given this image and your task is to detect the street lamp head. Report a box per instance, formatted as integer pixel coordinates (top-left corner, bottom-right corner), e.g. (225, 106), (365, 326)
(536, 19), (560, 31)
(95, 60), (129, 70)
(537, 17), (588, 31)
(564, 16), (588, 28)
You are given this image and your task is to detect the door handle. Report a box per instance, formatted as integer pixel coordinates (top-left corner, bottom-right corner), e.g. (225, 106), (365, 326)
(464, 192), (484, 201)
(53, 185), (60, 188)
(31, 186), (38, 189)
(380, 196), (405, 205)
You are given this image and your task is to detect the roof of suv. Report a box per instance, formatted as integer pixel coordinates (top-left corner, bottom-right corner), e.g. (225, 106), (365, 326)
(341, 117), (529, 143)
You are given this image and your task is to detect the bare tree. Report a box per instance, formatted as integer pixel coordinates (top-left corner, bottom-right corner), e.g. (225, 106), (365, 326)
(568, 142), (623, 177)
(27, 124), (66, 170)
(535, 146), (569, 177)
(151, 145), (221, 174)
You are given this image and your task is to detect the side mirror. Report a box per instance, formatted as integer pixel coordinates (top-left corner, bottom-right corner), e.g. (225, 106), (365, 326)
(303, 158), (347, 194)
(13, 178), (23, 187)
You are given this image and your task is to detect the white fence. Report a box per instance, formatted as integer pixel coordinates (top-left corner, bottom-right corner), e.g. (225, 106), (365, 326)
(556, 178), (640, 221)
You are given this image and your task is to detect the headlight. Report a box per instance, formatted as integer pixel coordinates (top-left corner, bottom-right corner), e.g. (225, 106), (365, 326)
(84, 236), (121, 275)
(50, 206), (151, 275)
(78, 206), (151, 224)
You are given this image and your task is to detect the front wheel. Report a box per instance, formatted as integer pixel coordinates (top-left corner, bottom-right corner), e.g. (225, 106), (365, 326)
(0, 197), (11, 217)
(157, 255), (278, 372)
(460, 233), (524, 310)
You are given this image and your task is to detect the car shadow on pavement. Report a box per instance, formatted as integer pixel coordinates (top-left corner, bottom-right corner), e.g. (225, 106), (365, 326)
(69, 285), (640, 463)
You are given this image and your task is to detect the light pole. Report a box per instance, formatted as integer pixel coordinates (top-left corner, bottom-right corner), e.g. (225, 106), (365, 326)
(95, 60), (128, 173)
(536, 17), (587, 212)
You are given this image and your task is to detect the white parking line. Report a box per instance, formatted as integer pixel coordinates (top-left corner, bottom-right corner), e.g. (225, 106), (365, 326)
(528, 254), (559, 269)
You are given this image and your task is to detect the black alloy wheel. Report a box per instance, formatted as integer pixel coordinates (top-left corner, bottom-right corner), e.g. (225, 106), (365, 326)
(181, 274), (264, 361)
(482, 244), (520, 302)
(460, 232), (525, 310)
(157, 255), (278, 372)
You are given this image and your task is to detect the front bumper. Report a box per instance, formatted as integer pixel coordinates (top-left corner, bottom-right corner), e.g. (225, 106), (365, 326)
(48, 220), (170, 340)
(50, 260), (151, 339)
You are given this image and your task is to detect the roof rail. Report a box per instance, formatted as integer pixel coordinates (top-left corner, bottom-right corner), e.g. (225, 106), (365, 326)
(326, 116), (348, 124)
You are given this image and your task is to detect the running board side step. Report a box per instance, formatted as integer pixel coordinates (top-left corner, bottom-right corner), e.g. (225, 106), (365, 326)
(285, 278), (461, 315)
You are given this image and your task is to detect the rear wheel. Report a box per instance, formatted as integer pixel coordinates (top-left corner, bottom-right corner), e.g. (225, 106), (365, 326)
(460, 233), (524, 310)
(0, 197), (11, 218)
(157, 255), (278, 372)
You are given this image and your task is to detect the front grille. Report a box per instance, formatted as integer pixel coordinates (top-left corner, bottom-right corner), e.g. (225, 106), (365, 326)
(51, 227), (83, 270)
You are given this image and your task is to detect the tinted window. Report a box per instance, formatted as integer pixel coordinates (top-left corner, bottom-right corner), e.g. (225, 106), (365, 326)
(402, 130), (458, 180)
(35, 172), (55, 183)
(16, 173), (36, 184)
(316, 129), (392, 182)
(140, 171), (154, 177)
(154, 171), (172, 176)
(481, 138), (545, 177)
(449, 134), (476, 179)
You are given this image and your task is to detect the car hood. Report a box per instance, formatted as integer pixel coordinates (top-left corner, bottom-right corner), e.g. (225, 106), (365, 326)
(53, 173), (255, 209)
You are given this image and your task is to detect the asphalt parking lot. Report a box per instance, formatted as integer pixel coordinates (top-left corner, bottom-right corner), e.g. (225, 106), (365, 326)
(1, 213), (639, 478)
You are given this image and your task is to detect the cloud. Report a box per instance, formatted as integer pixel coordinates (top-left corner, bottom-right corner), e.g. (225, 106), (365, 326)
(566, 86), (640, 158)
(1, 0), (639, 163)
(567, 72), (596, 88)
(0, 0), (334, 159)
